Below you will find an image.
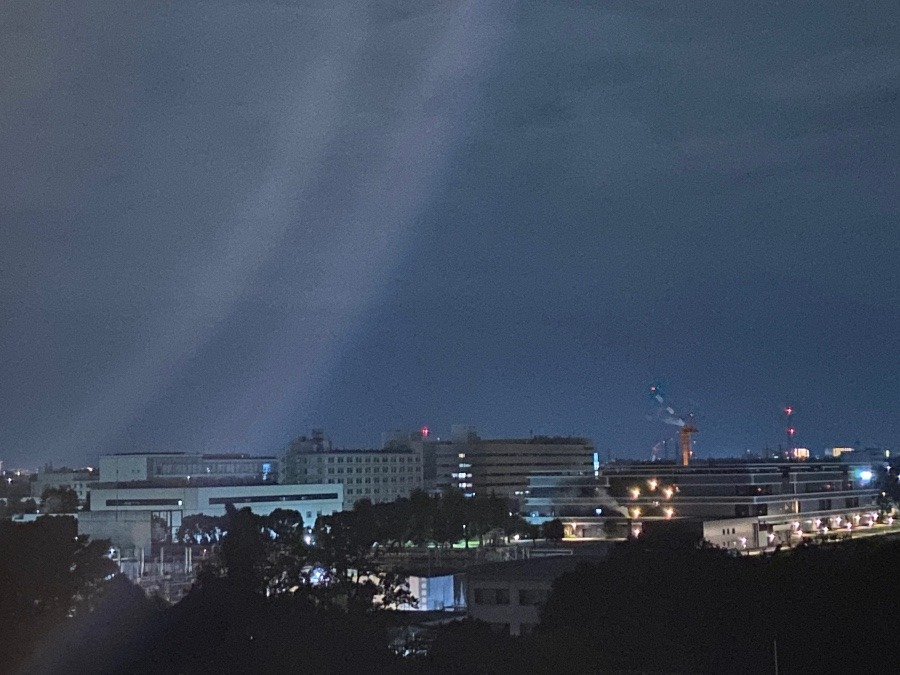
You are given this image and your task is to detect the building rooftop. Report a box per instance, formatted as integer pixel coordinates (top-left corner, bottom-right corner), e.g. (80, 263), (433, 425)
(93, 477), (278, 489)
(105, 452), (276, 460)
(603, 459), (873, 471)
(480, 436), (592, 445)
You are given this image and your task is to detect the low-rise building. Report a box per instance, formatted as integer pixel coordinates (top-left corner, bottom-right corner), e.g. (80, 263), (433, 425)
(603, 460), (878, 523)
(78, 451), (341, 556)
(596, 460), (881, 548)
(99, 452), (277, 485)
(31, 466), (98, 505)
(466, 555), (602, 636)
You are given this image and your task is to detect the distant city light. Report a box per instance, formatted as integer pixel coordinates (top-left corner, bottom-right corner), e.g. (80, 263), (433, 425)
(420, 426), (429, 438)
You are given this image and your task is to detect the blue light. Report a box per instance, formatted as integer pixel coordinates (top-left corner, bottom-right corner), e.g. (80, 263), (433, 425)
(858, 469), (873, 483)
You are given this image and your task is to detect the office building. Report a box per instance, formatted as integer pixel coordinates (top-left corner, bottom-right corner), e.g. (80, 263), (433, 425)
(433, 426), (595, 502)
(281, 432), (424, 505)
(596, 460), (881, 547)
(78, 451), (341, 556)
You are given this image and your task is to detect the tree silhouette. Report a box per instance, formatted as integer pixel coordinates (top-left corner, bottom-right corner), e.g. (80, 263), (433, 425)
(40, 486), (80, 513)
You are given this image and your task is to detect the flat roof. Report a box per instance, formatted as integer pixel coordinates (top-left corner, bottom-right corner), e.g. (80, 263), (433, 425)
(104, 452), (276, 460)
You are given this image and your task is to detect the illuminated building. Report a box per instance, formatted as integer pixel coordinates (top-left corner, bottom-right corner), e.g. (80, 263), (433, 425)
(431, 426), (594, 502)
(522, 471), (625, 523)
(601, 460), (880, 548)
(78, 452), (341, 557)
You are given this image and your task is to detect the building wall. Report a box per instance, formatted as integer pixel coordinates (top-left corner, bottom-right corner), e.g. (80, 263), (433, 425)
(436, 435), (595, 501)
(405, 574), (460, 611)
(84, 483), (344, 555)
(702, 517), (763, 550)
(466, 577), (550, 636)
(90, 483), (342, 521)
(31, 470), (97, 504)
(523, 472), (625, 522)
(282, 447), (423, 505)
(100, 455), (156, 482)
(604, 461), (878, 522)
(100, 453), (277, 485)
(78, 510), (153, 555)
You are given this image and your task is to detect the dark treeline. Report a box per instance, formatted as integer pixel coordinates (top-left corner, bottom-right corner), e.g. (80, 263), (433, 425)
(179, 489), (537, 549)
(529, 529), (900, 674)
(0, 517), (118, 671)
(4, 506), (900, 673)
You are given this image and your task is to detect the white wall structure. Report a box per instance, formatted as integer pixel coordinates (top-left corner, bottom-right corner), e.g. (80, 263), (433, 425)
(82, 452), (338, 556)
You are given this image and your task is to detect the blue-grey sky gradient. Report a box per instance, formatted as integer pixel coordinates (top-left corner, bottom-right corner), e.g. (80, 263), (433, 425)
(2, 1), (898, 466)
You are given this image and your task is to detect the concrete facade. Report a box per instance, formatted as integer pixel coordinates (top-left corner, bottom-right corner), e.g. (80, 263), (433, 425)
(282, 434), (423, 505)
(31, 468), (98, 505)
(466, 556), (598, 636)
(434, 428), (595, 502)
(99, 452), (277, 485)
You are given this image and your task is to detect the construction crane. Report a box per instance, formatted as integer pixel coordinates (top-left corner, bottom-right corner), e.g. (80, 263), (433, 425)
(649, 384), (698, 466)
(679, 418), (698, 467)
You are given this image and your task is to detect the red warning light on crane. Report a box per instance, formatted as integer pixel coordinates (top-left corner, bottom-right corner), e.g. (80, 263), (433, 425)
(785, 407), (793, 416)
(420, 426), (430, 438)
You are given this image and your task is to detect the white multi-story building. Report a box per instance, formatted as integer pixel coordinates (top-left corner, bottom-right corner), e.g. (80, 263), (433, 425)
(99, 452), (277, 485)
(78, 452), (342, 556)
(543, 460), (884, 548)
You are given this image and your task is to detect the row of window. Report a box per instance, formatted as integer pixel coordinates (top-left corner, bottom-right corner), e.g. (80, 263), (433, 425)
(297, 468), (420, 476)
(325, 476), (416, 484)
(346, 487), (408, 496)
(105, 493), (339, 508)
(298, 456), (419, 464)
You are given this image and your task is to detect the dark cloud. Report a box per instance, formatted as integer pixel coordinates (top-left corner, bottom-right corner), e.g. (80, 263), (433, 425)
(1, 1), (898, 466)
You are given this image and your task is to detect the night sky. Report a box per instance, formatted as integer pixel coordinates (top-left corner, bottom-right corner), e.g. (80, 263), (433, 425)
(2, 1), (899, 468)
